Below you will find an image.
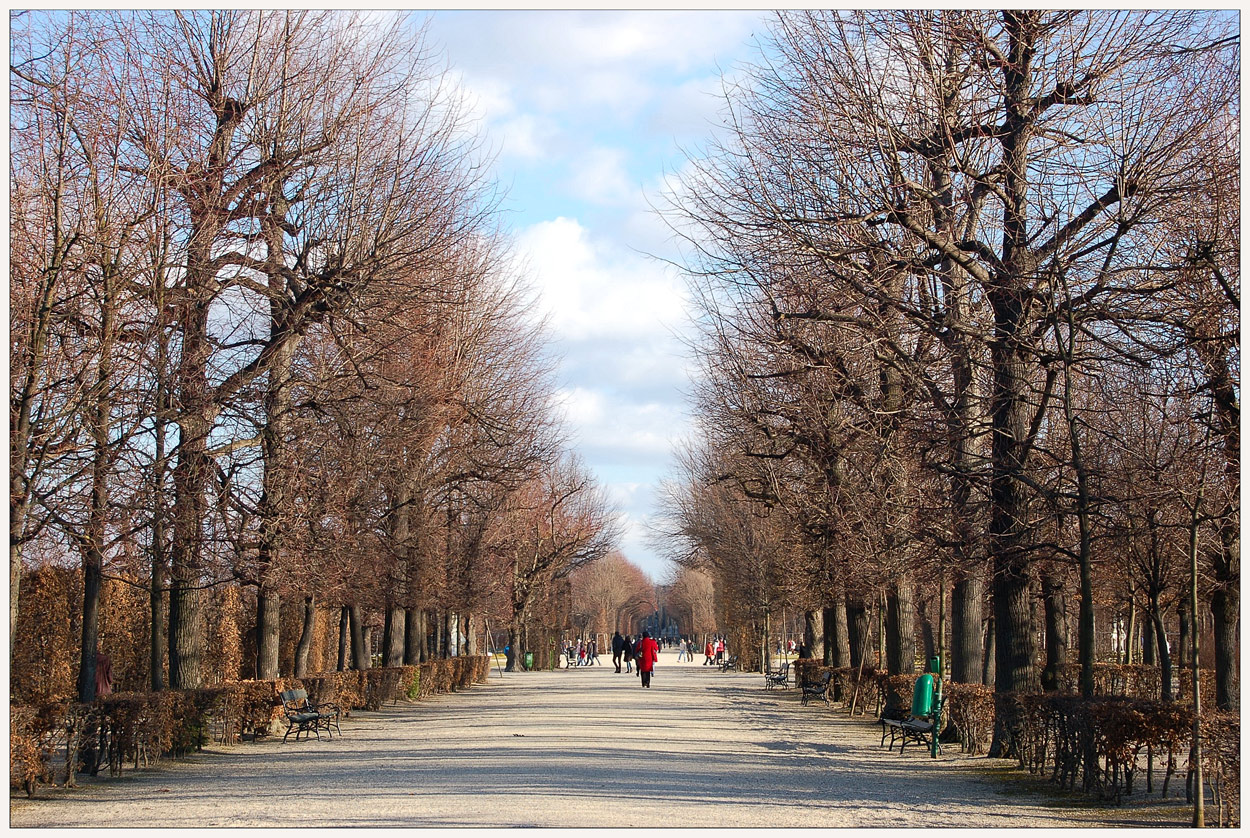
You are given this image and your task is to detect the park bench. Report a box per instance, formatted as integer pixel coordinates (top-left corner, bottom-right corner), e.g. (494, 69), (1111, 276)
(881, 692), (945, 755)
(718, 655), (739, 672)
(764, 661), (790, 690)
(280, 689), (340, 743)
(799, 670), (833, 706)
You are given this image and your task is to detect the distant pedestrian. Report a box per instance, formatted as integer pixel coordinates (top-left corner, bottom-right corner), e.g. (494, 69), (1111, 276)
(716, 637), (725, 664)
(624, 635), (635, 673)
(704, 639), (715, 665)
(589, 639), (601, 666)
(636, 631), (660, 688)
(611, 631), (625, 673)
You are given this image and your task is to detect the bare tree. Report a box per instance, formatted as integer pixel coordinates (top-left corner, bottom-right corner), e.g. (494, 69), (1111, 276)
(666, 9), (1236, 753)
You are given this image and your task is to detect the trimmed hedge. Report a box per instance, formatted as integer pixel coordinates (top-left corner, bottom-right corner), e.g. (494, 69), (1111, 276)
(786, 660), (1236, 824)
(9, 656), (492, 797)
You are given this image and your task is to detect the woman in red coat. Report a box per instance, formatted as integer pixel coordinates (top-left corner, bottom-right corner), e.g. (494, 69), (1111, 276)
(636, 631), (660, 688)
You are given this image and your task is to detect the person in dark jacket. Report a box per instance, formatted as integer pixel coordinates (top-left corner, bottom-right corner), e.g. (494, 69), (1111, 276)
(624, 634), (636, 673)
(611, 631), (625, 673)
(636, 631), (660, 688)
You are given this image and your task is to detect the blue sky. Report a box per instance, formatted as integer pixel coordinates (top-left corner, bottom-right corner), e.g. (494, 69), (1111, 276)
(425, 11), (770, 580)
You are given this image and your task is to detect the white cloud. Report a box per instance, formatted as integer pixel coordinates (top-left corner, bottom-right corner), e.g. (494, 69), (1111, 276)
(517, 217), (688, 342)
(565, 147), (635, 205)
(436, 11), (765, 123)
(496, 113), (559, 161)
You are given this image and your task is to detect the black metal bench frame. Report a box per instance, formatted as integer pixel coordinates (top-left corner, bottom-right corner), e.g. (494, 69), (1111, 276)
(764, 661), (790, 690)
(718, 654), (739, 672)
(799, 670), (833, 705)
(280, 689), (341, 743)
(880, 695), (945, 755)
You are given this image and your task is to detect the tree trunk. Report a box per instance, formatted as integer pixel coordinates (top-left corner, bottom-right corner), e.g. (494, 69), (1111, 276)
(1177, 601), (1191, 670)
(982, 615), (996, 687)
(846, 596), (869, 667)
(293, 595), (315, 678)
(993, 567), (1036, 694)
(1124, 585), (1137, 665)
(1150, 605), (1173, 702)
(404, 607), (422, 665)
(951, 571), (984, 683)
(919, 595), (936, 665)
(505, 625), (518, 671)
(350, 607), (367, 675)
(383, 605), (405, 667)
(885, 576), (916, 675)
(337, 606), (349, 671)
(1040, 573), (1069, 691)
(149, 565), (166, 692)
(77, 547), (102, 703)
(990, 567), (1036, 758)
(825, 602), (849, 667)
(168, 288), (214, 690)
(168, 582), (205, 690)
(986, 15), (1047, 760)
(1211, 586), (1239, 711)
(433, 609), (445, 659)
(9, 540), (21, 663)
(1141, 615), (1156, 665)
(465, 613), (477, 656)
(803, 609), (824, 661)
(256, 588), (280, 680)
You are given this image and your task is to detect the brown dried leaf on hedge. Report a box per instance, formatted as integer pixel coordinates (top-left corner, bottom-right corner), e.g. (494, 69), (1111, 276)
(945, 682), (994, 754)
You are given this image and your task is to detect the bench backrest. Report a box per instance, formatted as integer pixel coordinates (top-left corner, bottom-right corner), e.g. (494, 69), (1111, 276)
(281, 689), (311, 711)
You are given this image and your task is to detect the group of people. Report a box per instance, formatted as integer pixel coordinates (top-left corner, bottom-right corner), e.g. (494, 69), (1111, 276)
(564, 638), (602, 667)
(564, 631), (736, 687)
(609, 631), (660, 687)
(701, 636), (727, 666)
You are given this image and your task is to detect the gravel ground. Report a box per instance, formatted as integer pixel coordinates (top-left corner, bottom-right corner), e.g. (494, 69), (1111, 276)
(10, 654), (1187, 829)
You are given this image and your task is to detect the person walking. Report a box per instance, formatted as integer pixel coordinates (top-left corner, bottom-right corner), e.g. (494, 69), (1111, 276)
(715, 637), (725, 665)
(636, 631), (660, 688)
(624, 635), (635, 673)
(704, 639), (715, 665)
(611, 631), (625, 673)
(589, 638), (601, 666)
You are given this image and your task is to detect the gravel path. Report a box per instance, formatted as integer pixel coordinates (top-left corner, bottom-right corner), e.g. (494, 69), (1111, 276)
(10, 655), (1184, 828)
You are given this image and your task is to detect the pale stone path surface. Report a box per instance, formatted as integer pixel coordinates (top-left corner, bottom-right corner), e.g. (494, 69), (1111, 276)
(11, 655), (1182, 828)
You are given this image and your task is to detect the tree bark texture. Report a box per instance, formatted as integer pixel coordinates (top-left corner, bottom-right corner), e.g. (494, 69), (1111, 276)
(803, 609), (824, 661)
(1177, 601), (1191, 670)
(293, 595), (315, 678)
(350, 607), (367, 675)
(825, 602), (849, 667)
(253, 332), (298, 682)
(256, 588), (281, 680)
(1150, 608), (1173, 701)
(1040, 574), (1069, 692)
(383, 606), (406, 667)
(982, 615), (996, 687)
(846, 596), (870, 668)
(951, 572), (984, 683)
(885, 576), (916, 675)
(465, 613), (477, 656)
(403, 607), (422, 664)
(1211, 587), (1239, 710)
(337, 606), (349, 671)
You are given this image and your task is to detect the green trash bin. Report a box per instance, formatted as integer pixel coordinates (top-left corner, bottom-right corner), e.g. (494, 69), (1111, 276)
(911, 673), (935, 717)
(524, 652), (534, 671)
